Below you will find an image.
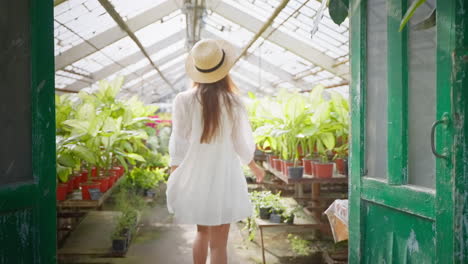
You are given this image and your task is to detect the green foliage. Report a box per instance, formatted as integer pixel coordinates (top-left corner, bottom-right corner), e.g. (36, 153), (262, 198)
(399, 0), (427, 31)
(329, 0), (349, 25)
(331, 0), (427, 32)
(112, 187), (144, 239)
(287, 234), (312, 256)
(247, 86), (349, 163)
(126, 167), (167, 190)
(55, 76), (159, 183)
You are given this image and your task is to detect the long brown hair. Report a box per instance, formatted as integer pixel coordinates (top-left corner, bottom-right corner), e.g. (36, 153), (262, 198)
(194, 75), (238, 144)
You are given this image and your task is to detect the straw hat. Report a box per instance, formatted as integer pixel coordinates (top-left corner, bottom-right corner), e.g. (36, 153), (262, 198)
(186, 39), (238, 84)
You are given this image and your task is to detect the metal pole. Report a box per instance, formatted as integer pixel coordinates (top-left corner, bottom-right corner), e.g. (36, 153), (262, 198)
(233, 0), (290, 65)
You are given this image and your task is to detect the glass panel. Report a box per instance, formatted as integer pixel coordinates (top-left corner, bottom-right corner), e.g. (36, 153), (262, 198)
(366, 0), (388, 179)
(408, 0), (436, 188)
(0, 0), (33, 185)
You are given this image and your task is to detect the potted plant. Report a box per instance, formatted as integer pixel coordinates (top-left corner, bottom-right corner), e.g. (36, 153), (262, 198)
(333, 143), (349, 175)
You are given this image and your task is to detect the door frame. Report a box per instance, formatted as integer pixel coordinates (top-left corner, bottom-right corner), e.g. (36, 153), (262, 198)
(0, 0), (56, 262)
(349, 0), (467, 263)
(32, 0), (56, 261)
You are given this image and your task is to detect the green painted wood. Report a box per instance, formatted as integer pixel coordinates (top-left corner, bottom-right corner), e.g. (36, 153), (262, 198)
(348, 0), (366, 262)
(434, 1), (458, 263)
(450, 1), (468, 262)
(387, 0), (408, 186)
(362, 201), (435, 264)
(361, 177), (435, 220)
(32, 0), (57, 262)
(0, 0), (56, 263)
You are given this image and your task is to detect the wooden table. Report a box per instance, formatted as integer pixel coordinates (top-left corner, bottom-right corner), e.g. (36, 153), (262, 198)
(263, 162), (348, 227)
(57, 176), (124, 246)
(254, 198), (330, 264)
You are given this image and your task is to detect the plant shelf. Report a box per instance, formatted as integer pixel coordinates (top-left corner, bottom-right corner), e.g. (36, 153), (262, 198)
(263, 162), (348, 185)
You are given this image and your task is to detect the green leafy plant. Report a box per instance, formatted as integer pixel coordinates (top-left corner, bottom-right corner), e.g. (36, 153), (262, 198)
(329, 0), (431, 32)
(56, 76), (159, 184)
(287, 234), (312, 256)
(126, 167), (167, 191)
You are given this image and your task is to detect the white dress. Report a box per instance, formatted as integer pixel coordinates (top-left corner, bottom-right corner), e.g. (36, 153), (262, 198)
(166, 89), (255, 226)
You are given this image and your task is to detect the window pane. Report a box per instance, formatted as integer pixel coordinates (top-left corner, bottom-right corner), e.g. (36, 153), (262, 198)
(366, 0), (388, 179)
(0, 0), (33, 185)
(408, 0), (436, 188)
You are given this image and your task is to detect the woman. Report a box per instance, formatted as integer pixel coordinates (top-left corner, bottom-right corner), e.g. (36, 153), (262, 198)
(166, 39), (265, 264)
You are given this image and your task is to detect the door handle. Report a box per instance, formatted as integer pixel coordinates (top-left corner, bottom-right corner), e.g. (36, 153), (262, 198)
(431, 115), (449, 159)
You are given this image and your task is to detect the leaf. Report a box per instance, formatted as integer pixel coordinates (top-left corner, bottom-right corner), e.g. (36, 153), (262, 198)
(126, 153), (146, 162)
(69, 144), (96, 164)
(399, 0), (427, 31)
(57, 153), (77, 168)
(329, 0), (349, 25)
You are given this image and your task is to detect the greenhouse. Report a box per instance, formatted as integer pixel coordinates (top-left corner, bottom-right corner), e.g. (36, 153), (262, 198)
(1, 0), (468, 263)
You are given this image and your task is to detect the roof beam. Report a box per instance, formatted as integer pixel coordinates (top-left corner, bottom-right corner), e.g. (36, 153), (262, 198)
(234, 0), (289, 65)
(125, 61), (186, 93)
(64, 41), (186, 92)
(55, 0), (178, 70)
(98, 0), (175, 90)
(213, 1), (349, 80)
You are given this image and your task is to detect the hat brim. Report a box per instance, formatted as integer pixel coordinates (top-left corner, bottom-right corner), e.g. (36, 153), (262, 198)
(185, 39), (238, 84)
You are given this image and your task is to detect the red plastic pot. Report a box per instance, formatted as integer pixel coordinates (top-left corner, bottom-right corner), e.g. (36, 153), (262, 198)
(335, 158), (346, 175)
(57, 184), (68, 201)
(81, 182), (101, 200)
(67, 179), (74, 193)
(118, 166), (125, 177)
(315, 162), (334, 178)
(303, 159), (313, 175)
(91, 167), (98, 177)
(93, 177), (109, 193)
(73, 175), (81, 189)
(111, 167), (122, 177)
(268, 155), (278, 166)
(81, 171), (89, 183)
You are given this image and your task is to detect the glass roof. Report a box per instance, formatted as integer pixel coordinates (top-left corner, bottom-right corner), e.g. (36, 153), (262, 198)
(54, 0), (350, 100)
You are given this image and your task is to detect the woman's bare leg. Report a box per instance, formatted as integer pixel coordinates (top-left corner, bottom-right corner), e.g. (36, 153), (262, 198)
(193, 225), (210, 264)
(209, 224), (230, 264)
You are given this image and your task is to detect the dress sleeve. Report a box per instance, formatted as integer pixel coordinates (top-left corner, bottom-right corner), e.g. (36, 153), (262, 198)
(169, 93), (191, 166)
(232, 102), (256, 165)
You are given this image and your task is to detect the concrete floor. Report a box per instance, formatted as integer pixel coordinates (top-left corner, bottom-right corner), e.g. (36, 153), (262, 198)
(59, 189), (326, 264)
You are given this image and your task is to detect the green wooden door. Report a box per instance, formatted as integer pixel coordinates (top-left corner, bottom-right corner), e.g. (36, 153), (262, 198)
(349, 0), (468, 263)
(0, 0), (56, 263)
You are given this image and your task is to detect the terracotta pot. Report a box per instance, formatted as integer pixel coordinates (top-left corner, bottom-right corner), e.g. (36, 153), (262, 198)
(315, 162), (334, 178)
(268, 155), (278, 166)
(80, 182), (101, 200)
(92, 177), (109, 193)
(335, 158), (347, 175)
(281, 160), (294, 176)
(310, 159), (320, 177)
(273, 159), (282, 171)
(303, 159), (313, 175)
(57, 184), (68, 201)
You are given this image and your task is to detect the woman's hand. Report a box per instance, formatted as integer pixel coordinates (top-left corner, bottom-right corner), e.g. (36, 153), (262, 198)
(248, 161), (265, 183)
(171, 166), (178, 173)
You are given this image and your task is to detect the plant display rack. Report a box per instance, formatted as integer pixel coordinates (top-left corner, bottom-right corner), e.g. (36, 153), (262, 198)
(57, 176), (124, 247)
